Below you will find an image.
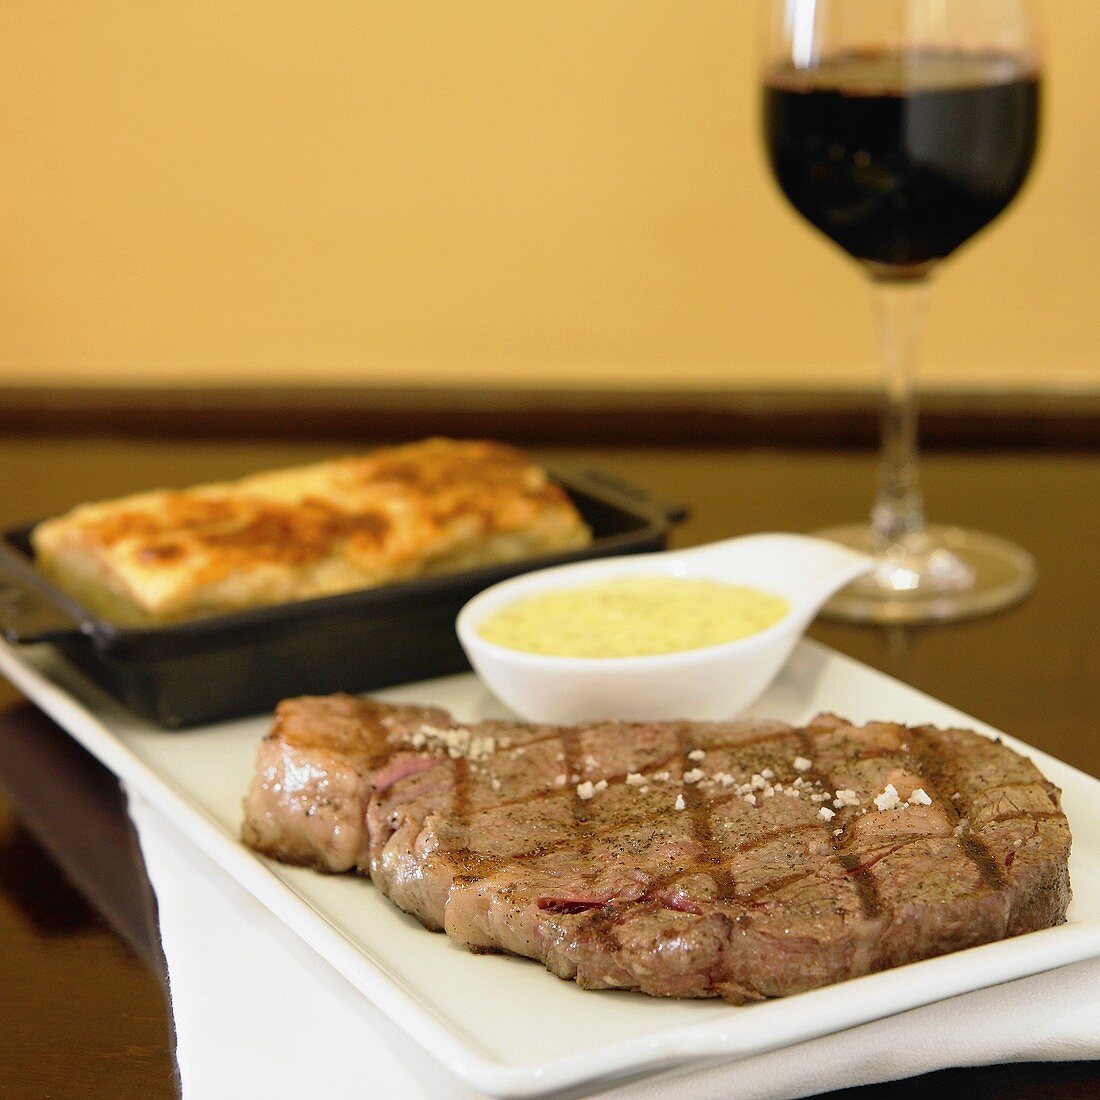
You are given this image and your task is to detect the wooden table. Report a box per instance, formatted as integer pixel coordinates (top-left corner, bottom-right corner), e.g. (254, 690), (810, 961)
(1, 436), (1098, 1099)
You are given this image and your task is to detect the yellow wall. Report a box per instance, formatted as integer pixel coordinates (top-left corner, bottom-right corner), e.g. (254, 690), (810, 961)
(0, 2), (1095, 392)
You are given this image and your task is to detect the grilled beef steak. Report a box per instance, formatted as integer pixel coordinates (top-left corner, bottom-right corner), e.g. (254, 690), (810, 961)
(242, 695), (1071, 1003)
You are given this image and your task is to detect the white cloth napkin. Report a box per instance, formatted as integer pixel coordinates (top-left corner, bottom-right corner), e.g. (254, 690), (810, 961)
(128, 792), (1100, 1100)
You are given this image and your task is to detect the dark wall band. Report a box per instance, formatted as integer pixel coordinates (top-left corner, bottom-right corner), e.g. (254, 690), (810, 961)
(0, 386), (1096, 449)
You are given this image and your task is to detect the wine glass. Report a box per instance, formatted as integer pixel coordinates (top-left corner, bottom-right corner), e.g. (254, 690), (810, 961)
(760, 0), (1042, 624)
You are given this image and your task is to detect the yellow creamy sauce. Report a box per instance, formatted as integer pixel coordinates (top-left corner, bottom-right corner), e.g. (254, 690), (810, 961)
(477, 576), (790, 658)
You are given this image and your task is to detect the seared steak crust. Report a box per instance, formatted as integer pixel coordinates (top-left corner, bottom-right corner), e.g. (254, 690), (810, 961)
(242, 697), (1072, 1003)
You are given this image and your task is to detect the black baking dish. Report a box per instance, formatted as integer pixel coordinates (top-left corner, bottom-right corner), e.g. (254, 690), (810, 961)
(0, 468), (685, 729)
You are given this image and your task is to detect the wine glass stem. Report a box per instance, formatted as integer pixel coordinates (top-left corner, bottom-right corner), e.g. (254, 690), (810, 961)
(870, 278), (931, 552)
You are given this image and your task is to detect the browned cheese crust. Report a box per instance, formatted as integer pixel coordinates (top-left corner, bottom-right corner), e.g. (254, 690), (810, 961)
(31, 438), (591, 621)
(242, 698), (1072, 1003)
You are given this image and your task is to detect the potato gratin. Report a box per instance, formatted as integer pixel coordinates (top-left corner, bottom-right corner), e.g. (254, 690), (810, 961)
(32, 438), (591, 623)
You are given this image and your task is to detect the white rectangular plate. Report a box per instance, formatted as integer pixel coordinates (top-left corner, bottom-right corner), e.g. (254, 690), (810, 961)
(2, 638), (1099, 1098)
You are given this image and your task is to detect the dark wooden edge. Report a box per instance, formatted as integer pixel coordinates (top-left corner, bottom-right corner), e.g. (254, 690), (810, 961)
(1, 385), (1098, 449)
(0, 703), (166, 971)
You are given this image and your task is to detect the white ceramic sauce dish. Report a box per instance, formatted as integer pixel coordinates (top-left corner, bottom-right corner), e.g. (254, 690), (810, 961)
(456, 533), (873, 724)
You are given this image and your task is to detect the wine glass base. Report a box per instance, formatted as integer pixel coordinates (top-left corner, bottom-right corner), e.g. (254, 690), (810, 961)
(815, 523), (1037, 625)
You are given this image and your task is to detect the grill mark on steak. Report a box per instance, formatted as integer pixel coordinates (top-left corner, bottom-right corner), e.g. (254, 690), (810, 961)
(744, 866), (832, 904)
(841, 841), (910, 876)
(849, 748), (911, 763)
(959, 834), (1008, 892)
(691, 726), (806, 755)
(446, 758), (485, 882)
(909, 726), (1010, 893)
(561, 714), (630, 963)
(909, 730), (971, 822)
(583, 904), (625, 959)
(674, 724), (727, 897)
(794, 726), (885, 920)
(475, 745), (688, 818)
(451, 757), (471, 821)
(908, 727), (969, 802)
(559, 726), (598, 842)
(242, 701), (1072, 1004)
(973, 780), (1051, 801)
(986, 809), (1063, 825)
(733, 821), (823, 857)
(500, 784), (873, 869)
(835, 855), (884, 918)
(559, 727), (580, 795)
(473, 726), (809, 827)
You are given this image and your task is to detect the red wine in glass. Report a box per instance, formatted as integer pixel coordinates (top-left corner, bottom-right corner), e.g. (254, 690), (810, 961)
(764, 51), (1040, 278)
